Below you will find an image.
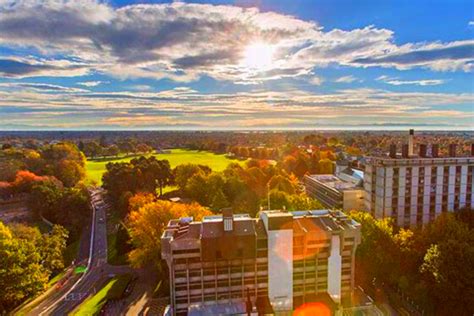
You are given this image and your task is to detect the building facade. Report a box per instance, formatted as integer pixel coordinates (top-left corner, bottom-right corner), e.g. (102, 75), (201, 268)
(304, 168), (365, 211)
(364, 137), (474, 227)
(161, 209), (361, 315)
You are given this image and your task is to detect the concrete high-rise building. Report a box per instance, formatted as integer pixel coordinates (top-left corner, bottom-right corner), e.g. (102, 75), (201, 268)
(304, 167), (365, 211)
(364, 130), (474, 227)
(161, 209), (361, 315)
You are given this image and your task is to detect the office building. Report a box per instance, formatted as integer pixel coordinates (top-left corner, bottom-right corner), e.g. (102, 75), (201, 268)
(304, 168), (365, 211)
(364, 130), (474, 227)
(161, 209), (361, 315)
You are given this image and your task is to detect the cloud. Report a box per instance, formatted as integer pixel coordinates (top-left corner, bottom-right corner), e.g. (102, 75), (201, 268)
(130, 84), (153, 91)
(0, 82), (88, 92)
(352, 41), (474, 71)
(335, 75), (361, 83)
(0, 57), (90, 78)
(469, 21), (474, 26)
(0, 86), (472, 129)
(0, 1), (472, 83)
(77, 81), (107, 87)
(308, 76), (324, 85)
(376, 75), (447, 86)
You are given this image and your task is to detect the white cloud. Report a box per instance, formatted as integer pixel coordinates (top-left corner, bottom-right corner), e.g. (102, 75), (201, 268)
(335, 75), (361, 83)
(130, 84), (153, 91)
(77, 81), (108, 87)
(376, 75), (447, 86)
(0, 86), (472, 129)
(0, 82), (88, 92)
(0, 1), (472, 83)
(308, 76), (324, 85)
(469, 21), (474, 26)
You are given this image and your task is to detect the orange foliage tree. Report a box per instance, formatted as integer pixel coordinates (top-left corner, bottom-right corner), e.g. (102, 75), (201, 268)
(127, 199), (211, 268)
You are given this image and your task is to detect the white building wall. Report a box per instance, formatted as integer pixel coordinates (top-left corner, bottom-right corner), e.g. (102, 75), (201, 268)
(397, 167), (406, 227)
(435, 166), (444, 216)
(422, 166), (432, 225)
(375, 167), (385, 219)
(410, 167), (419, 226)
(267, 229), (293, 312)
(343, 190), (365, 211)
(364, 166), (373, 212)
(448, 166), (456, 211)
(328, 234), (342, 304)
(383, 167), (393, 218)
(460, 165), (468, 208)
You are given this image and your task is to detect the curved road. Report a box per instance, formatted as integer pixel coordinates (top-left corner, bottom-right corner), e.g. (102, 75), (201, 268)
(28, 188), (109, 316)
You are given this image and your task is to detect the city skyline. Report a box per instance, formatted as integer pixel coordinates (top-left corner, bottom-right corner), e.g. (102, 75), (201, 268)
(0, 0), (473, 130)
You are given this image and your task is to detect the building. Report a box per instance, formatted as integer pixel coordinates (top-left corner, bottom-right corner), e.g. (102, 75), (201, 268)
(304, 168), (365, 211)
(364, 129), (474, 227)
(161, 209), (361, 315)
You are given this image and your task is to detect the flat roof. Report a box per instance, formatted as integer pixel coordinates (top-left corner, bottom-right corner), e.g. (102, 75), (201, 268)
(306, 174), (362, 191)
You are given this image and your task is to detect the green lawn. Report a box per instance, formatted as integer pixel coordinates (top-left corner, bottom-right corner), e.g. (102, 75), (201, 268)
(85, 148), (246, 185)
(71, 274), (133, 316)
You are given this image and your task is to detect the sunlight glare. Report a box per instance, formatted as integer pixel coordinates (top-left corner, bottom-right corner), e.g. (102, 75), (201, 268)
(242, 42), (276, 70)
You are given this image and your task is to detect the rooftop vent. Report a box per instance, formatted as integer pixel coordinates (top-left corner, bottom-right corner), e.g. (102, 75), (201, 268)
(222, 208), (233, 232)
(389, 144), (397, 158)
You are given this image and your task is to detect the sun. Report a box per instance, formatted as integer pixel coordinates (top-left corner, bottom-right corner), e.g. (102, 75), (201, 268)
(241, 42), (276, 70)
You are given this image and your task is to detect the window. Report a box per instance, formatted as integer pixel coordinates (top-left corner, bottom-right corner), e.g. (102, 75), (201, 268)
(217, 279), (229, 287)
(203, 268), (214, 276)
(174, 271), (187, 278)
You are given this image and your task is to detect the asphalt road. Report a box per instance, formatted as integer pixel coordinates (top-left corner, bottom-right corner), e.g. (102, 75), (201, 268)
(29, 188), (109, 316)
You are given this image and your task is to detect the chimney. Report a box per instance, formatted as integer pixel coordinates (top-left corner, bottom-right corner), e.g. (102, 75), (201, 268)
(419, 144), (427, 158)
(408, 129), (414, 156)
(402, 144), (409, 158)
(449, 144), (457, 157)
(389, 144), (397, 158)
(432, 144), (439, 158)
(471, 144), (474, 156)
(222, 208), (233, 232)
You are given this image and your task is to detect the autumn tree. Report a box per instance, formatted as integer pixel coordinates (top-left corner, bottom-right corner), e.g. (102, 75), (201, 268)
(0, 222), (68, 312)
(127, 200), (211, 268)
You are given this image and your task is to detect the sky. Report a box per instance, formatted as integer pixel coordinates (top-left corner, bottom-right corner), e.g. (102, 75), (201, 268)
(0, 0), (473, 130)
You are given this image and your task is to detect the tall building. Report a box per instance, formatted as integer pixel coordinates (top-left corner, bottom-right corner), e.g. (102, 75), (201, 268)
(304, 167), (365, 211)
(161, 209), (361, 315)
(364, 130), (474, 227)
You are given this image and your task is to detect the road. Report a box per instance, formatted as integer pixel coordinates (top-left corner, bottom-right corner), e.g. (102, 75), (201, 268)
(28, 188), (109, 316)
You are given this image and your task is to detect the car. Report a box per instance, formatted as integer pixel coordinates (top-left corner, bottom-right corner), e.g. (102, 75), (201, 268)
(99, 217), (104, 223)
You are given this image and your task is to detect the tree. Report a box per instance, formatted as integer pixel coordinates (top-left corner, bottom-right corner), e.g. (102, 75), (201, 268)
(420, 215), (474, 315)
(174, 164), (210, 191)
(0, 222), (67, 312)
(268, 174), (298, 194)
(41, 142), (86, 187)
(83, 141), (102, 158)
(107, 144), (120, 157)
(317, 158), (334, 174)
(211, 189), (229, 211)
(127, 200), (211, 268)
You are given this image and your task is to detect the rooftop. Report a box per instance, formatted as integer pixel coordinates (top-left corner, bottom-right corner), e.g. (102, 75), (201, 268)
(306, 172), (363, 191)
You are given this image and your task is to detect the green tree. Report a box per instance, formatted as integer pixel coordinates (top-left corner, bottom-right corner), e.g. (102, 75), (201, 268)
(211, 189), (229, 211)
(0, 222), (49, 312)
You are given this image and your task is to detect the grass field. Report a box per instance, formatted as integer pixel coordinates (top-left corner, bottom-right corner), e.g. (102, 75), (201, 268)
(85, 149), (245, 185)
(71, 274), (133, 316)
